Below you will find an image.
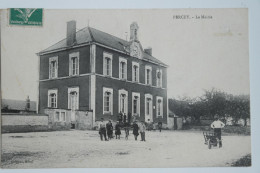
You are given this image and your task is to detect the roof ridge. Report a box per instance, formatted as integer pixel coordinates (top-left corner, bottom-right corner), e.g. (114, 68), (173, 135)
(87, 27), (95, 42)
(89, 26), (129, 44)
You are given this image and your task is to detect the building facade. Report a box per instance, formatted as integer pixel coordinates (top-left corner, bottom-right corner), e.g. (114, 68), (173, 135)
(38, 20), (168, 129)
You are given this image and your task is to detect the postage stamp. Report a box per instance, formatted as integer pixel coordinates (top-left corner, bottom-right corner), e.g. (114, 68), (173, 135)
(9, 8), (43, 26)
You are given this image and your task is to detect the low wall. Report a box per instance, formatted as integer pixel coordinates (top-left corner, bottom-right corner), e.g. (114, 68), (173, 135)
(44, 109), (93, 130)
(2, 114), (49, 133)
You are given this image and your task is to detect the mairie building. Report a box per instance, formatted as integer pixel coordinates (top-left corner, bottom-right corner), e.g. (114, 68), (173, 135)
(38, 20), (168, 129)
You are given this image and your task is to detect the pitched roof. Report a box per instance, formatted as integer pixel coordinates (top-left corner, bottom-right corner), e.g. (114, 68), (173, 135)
(1, 99), (37, 112)
(39, 27), (167, 66)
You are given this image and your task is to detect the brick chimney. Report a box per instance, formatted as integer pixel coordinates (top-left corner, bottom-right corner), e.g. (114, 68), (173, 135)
(144, 47), (152, 56)
(67, 20), (76, 46)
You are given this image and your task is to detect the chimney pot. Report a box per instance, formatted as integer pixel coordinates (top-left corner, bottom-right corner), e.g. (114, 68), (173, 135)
(67, 20), (76, 46)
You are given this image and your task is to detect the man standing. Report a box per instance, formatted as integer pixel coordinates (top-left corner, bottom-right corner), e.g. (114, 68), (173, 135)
(139, 121), (146, 141)
(99, 118), (108, 141)
(132, 120), (139, 141)
(210, 115), (225, 147)
(127, 112), (132, 124)
(158, 121), (162, 132)
(106, 120), (113, 140)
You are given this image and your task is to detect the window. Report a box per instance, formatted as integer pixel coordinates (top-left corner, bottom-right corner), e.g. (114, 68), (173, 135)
(68, 87), (79, 110)
(132, 62), (139, 82)
(61, 112), (66, 121)
(55, 111), (60, 121)
(156, 96), (163, 117)
(119, 57), (127, 80)
(103, 87), (113, 114)
(145, 65), (152, 85)
(156, 69), (163, 87)
(103, 52), (113, 76)
(132, 92), (140, 116)
(48, 89), (58, 108)
(55, 111), (66, 122)
(69, 52), (79, 76)
(49, 57), (58, 79)
(118, 89), (128, 114)
(145, 94), (153, 120)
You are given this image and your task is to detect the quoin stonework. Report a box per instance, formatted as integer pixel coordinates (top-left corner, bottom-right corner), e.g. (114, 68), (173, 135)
(38, 20), (168, 129)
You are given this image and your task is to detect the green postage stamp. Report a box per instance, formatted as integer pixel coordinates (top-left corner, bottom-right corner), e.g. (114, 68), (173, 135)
(9, 8), (43, 26)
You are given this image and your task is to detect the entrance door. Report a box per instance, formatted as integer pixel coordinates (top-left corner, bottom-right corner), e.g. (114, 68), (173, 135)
(69, 91), (78, 122)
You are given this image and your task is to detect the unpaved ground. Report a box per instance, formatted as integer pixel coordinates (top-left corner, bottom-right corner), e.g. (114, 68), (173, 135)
(1, 130), (251, 168)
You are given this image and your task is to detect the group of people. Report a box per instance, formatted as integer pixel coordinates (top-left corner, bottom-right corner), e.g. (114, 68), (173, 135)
(99, 117), (148, 142)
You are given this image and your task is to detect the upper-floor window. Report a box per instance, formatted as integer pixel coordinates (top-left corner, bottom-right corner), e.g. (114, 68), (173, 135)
(119, 57), (127, 80)
(103, 87), (113, 114)
(132, 62), (139, 82)
(132, 92), (140, 116)
(156, 69), (163, 88)
(48, 89), (58, 108)
(49, 57), (58, 79)
(145, 65), (152, 85)
(68, 87), (79, 110)
(69, 52), (79, 76)
(156, 96), (163, 117)
(103, 52), (113, 77)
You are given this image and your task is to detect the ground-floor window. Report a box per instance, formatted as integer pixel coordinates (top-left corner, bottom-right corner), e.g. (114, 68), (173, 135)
(103, 87), (113, 114)
(145, 94), (153, 122)
(118, 89), (128, 114)
(132, 92), (140, 116)
(48, 89), (58, 108)
(156, 96), (163, 117)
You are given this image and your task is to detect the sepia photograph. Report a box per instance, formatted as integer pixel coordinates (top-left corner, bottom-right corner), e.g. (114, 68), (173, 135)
(0, 8), (252, 169)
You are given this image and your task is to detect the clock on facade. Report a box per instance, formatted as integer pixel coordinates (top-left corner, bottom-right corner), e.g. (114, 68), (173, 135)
(130, 42), (142, 59)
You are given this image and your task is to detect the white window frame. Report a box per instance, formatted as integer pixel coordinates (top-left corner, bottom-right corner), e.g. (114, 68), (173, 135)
(132, 61), (139, 82)
(68, 87), (79, 110)
(145, 94), (153, 120)
(48, 89), (58, 108)
(118, 89), (128, 114)
(132, 92), (140, 116)
(119, 57), (127, 80)
(156, 69), (163, 88)
(103, 87), (113, 114)
(145, 65), (152, 85)
(69, 52), (79, 76)
(49, 56), (58, 79)
(156, 96), (163, 117)
(103, 52), (113, 77)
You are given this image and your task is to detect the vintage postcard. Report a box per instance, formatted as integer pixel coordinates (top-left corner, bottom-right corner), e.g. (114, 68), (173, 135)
(0, 9), (250, 168)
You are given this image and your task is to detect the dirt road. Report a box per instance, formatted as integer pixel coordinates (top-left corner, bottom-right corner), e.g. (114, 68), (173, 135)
(1, 130), (251, 168)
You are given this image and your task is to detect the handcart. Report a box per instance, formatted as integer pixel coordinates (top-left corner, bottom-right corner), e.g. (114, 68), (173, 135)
(203, 131), (222, 149)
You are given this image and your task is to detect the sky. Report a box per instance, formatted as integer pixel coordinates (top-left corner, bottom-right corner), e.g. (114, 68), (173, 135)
(1, 9), (249, 101)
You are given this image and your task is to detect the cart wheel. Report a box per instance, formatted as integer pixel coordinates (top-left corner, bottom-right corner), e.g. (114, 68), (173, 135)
(208, 142), (211, 149)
